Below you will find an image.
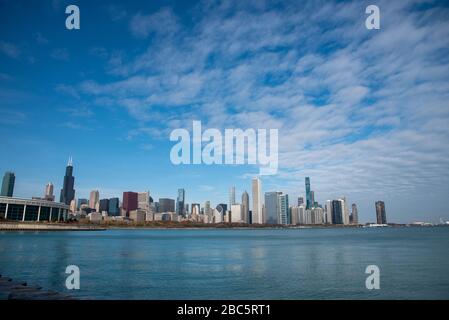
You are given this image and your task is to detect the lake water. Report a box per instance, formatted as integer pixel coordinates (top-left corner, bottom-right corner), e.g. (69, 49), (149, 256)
(0, 227), (448, 299)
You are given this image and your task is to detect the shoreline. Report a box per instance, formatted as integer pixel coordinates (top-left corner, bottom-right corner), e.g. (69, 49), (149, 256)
(0, 222), (106, 231)
(0, 220), (366, 231)
(1, 220), (444, 231)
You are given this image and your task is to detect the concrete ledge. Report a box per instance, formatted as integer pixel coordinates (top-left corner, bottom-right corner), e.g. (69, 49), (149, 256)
(0, 222), (106, 231)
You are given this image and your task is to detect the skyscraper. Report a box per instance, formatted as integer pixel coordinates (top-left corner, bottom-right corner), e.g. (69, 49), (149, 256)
(252, 177), (263, 224)
(44, 182), (55, 201)
(310, 190), (315, 208)
(340, 197), (350, 225)
(159, 198), (175, 213)
(298, 205), (306, 224)
(229, 186), (235, 209)
(311, 207), (324, 224)
(375, 201), (387, 224)
(99, 198), (109, 213)
(332, 200), (344, 224)
(108, 197), (120, 216)
(297, 197), (304, 206)
(230, 204), (243, 223)
(213, 207), (223, 223)
(70, 199), (76, 213)
(138, 191), (150, 210)
(1, 171), (15, 197)
(291, 206), (299, 225)
(265, 191), (281, 224)
(241, 191), (249, 223)
(217, 203), (227, 221)
(123, 192), (138, 217)
(176, 188), (185, 216)
(325, 200), (333, 224)
(216, 204), (226, 217)
(191, 203), (200, 215)
(204, 201), (212, 215)
(278, 194), (289, 225)
(89, 190), (100, 209)
(60, 157), (75, 205)
(351, 203), (359, 225)
(305, 177), (312, 209)
(217, 203), (227, 214)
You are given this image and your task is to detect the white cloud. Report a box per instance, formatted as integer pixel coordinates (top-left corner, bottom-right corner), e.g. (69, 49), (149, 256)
(0, 110), (26, 124)
(51, 48), (70, 61)
(0, 42), (21, 59)
(35, 32), (49, 45)
(59, 0), (449, 222)
(129, 8), (179, 38)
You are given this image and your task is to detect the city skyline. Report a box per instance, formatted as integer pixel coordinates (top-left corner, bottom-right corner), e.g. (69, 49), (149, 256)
(1, 159), (395, 224)
(1, 0), (449, 224)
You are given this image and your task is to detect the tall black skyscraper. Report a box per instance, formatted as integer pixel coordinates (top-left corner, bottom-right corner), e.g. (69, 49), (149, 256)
(332, 200), (344, 225)
(60, 157), (75, 205)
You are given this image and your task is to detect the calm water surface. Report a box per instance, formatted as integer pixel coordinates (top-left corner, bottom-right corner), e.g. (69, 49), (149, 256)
(0, 227), (448, 299)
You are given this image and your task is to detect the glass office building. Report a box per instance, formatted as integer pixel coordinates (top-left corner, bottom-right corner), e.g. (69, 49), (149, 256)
(0, 196), (69, 221)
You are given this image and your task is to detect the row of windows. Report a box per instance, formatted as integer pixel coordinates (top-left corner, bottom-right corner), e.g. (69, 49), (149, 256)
(24, 205), (39, 221)
(0, 203), (67, 221)
(40, 206), (51, 221)
(7, 204), (23, 220)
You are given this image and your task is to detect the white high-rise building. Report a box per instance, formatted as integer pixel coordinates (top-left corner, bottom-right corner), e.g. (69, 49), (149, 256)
(213, 208), (223, 223)
(69, 199), (76, 213)
(298, 205), (306, 224)
(311, 207), (324, 224)
(278, 194), (289, 225)
(89, 190), (99, 210)
(304, 209), (312, 225)
(326, 200), (333, 224)
(204, 201), (212, 216)
(241, 191), (249, 223)
(44, 182), (55, 201)
(340, 197), (350, 225)
(291, 206), (299, 225)
(251, 177), (263, 224)
(231, 204), (244, 223)
(191, 203), (200, 216)
(138, 191), (150, 211)
(229, 186), (235, 209)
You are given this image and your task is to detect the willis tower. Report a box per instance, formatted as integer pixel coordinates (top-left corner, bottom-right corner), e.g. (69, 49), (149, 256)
(60, 157), (75, 205)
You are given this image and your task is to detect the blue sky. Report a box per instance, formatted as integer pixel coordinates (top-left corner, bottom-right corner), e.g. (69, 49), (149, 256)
(1, 0), (449, 223)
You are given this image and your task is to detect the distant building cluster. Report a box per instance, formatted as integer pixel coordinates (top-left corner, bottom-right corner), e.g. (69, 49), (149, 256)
(0, 158), (388, 225)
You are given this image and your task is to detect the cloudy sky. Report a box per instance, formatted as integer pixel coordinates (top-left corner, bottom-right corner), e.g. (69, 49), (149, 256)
(1, 0), (448, 223)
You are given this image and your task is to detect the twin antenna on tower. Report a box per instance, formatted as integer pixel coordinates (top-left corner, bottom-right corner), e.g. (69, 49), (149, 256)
(68, 156), (73, 166)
